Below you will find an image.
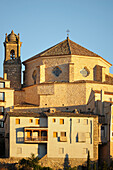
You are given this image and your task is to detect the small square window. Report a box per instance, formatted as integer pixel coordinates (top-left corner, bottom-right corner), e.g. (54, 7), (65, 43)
(76, 119), (80, 123)
(29, 119), (33, 123)
(61, 132), (66, 137)
(16, 119), (20, 125)
(110, 98), (112, 102)
(83, 148), (88, 154)
(0, 92), (5, 101)
(0, 107), (4, 115)
(53, 132), (58, 137)
(60, 119), (64, 124)
(0, 82), (5, 88)
(35, 119), (40, 125)
(84, 119), (88, 125)
(17, 147), (22, 154)
(59, 148), (64, 154)
(53, 118), (56, 123)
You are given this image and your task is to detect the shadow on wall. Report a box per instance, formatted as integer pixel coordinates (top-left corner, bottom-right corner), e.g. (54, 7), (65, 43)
(63, 153), (71, 170)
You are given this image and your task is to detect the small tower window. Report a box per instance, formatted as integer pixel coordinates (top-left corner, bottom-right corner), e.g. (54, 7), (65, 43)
(10, 50), (15, 59)
(32, 70), (37, 84)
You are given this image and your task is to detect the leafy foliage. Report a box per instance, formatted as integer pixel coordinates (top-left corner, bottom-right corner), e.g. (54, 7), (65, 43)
(18, 153), (52, 170)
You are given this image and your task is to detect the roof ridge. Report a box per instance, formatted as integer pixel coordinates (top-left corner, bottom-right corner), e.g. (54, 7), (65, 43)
(23, 38), (111, 66)
(67, 37), (71, 54)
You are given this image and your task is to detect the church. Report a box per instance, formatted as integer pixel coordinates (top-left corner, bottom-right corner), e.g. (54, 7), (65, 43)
(0, 30), (113, 168)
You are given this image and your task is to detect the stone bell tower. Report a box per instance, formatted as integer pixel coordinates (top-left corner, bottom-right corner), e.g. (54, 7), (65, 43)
(3, 30), (22, 90)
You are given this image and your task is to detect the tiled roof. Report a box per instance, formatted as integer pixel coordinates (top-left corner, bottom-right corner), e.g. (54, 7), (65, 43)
(8, 111), (97, 118)
(44, 111), (97, 117)
(14, 102), (39, 107)
(8, 112), (46, 117)
(23, 37), (105, 64)
(105, 74), (113, 84)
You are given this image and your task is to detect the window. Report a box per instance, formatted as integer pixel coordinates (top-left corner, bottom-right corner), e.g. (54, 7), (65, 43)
(60, 119), (64, 124)
(0, 107), (4, 115)
(59, 148), (64, 154)
(10, 50), (15, 59)
(17, 147), (22, 154)
(52, 66), (62, 77)
(101, 126), (106, 137)
(84, 119), (88, 125)
(77, 132), (86, 142)
(0, 82), (5, 88)
(32, 70), (37, 84)
(110, 98), (112, 102)
(29, 119), (33, 123)
(27, 131), (31, 138)
(53, 132), (58, 137)
(16, 119), (20, 124)
(35, 119), (40, 125)
(53, 118), (56, 123)
(83, 148), (88, 154)
(0, 92), (5, 101)
(76, 119), (80, 123)
(0, 121), (4, 128)
(61, 132), (66, 137)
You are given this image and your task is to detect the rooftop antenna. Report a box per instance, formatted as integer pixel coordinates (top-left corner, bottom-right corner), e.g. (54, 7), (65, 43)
(66, 29), (70, 38)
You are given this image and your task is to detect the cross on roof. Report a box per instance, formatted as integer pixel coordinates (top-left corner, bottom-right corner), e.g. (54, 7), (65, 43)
(66, 29), (70, 38)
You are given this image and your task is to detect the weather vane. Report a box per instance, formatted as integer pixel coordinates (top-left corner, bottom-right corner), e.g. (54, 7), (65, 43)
(66, 29), (70, 38)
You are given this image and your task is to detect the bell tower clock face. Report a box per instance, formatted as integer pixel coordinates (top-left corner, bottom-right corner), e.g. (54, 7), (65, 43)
(80, 67), (90, 77)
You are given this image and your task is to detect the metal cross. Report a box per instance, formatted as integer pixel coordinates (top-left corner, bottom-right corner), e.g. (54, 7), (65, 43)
(66, 29), (70, 37)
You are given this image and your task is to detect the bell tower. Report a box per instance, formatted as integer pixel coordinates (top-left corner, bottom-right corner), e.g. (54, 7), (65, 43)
(3, 30), (22, 90)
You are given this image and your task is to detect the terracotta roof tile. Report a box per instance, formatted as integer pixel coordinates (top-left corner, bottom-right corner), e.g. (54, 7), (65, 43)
(23, 38), (108, 64)
(14, 102), (39, 107)
(8, 111), (97, 118)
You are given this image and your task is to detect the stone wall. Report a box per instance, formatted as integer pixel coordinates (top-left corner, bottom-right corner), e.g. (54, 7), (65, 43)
(93, 117), (99, 161)
(14, 90), (25, 105)
(4, 58), (21, 90)
(39, 156), (96, 169)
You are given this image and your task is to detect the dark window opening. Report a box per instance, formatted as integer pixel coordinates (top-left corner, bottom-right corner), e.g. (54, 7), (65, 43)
(0, 82), (5, 88)
(61, 132), (66, 137)
(0, 107), (4, 115)
(0, 93), (5, 102)
(10, 50), (15, 59)
(0, 122), (4, 128)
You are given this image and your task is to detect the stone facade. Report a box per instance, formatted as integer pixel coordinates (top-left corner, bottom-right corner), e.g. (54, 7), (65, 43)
(3, 31), (22, 90)
(2, 33), (113, 168)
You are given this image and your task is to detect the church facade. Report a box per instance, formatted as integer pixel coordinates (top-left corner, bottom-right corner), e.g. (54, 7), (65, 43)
(1, 30), (113, 168)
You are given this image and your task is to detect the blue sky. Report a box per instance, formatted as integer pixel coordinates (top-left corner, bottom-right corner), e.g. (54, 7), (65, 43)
(0, 0), (113, 77)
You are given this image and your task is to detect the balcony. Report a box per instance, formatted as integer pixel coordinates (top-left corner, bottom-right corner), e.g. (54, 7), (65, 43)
(25, 136), (47, 142)
(24, 127), (48, 143)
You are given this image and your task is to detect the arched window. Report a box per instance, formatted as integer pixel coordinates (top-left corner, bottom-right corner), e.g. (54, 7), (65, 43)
(10, 50), (15, 59)
(32, 70), (37, 84)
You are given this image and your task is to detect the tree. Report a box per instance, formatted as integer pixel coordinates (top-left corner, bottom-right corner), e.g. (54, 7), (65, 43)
(93, 162), (96, 170)
(102, 161), (108, 170)
(87, 151), (91, 170)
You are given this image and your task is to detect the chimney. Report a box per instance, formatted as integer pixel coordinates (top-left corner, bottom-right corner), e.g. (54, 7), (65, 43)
(49, 108), (56, 113)
(4, 73), (7, 80)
